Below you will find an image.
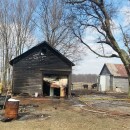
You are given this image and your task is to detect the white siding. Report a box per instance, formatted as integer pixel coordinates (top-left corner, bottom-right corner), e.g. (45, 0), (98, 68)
(106, 76), (110, 90)
(99, 75), (110, 91)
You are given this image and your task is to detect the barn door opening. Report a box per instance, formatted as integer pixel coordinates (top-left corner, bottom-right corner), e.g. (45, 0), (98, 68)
(42, 74), (68, 97)
(54, 88), (60, 96)
(43, 80), (50, 96)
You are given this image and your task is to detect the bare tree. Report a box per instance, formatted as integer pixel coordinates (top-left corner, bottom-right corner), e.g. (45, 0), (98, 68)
(38, 0), (85, 62)
(0, 0), (13, 88)
(12, 0), (37, 56)
(0, 0), (37, 88)
(66, 0), (130, 97)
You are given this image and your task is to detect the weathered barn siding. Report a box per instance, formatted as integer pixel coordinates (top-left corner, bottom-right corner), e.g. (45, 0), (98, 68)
(13, 45), (71, 69)
(113, 77), (128, 92)
(10, 42), (74, 96)
(13, 68), (42, 95)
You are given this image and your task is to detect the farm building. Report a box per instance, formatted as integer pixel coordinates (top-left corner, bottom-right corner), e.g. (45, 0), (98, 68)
(10, 41), (74, 97)
(98, 63), (129, 92)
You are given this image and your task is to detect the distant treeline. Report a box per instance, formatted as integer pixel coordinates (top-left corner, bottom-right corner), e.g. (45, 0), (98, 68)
(72, 74), (98, 83)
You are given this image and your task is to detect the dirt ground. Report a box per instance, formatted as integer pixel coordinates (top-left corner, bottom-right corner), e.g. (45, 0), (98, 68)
(1, 90), (130, 130)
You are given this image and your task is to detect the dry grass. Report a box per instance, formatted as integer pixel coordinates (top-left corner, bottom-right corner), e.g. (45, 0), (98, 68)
(0, 94), (130, 130)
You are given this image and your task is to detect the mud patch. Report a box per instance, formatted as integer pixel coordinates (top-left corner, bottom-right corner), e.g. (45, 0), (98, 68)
(18, 113), (50, 121)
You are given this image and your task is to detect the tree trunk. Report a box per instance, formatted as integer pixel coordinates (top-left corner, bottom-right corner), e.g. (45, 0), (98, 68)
(126, 65), (130, 98)
(128, 75), (130, 98)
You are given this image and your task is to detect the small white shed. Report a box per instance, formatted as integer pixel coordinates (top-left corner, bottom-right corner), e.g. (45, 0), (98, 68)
(98, 63), (128, 92)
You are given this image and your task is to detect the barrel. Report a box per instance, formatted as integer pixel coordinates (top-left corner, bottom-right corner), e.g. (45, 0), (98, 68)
(5, 100), (19, 119)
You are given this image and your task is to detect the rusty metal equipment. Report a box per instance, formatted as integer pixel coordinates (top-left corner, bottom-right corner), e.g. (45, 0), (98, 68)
(5, 100), (19, 119)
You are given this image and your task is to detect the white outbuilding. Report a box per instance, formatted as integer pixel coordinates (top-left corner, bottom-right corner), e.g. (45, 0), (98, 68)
(98, 63), (128, 92)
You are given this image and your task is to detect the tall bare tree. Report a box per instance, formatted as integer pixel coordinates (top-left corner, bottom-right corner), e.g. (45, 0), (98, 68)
(38, 0), (85, 62)
(66, 0), (130, 97)
(0, 0), (37, 88)
(12, 0), (37, 56)
(0, 0), (13, 88)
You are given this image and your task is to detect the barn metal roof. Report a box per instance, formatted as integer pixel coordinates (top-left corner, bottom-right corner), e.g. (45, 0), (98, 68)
(105, 63), (128, 77)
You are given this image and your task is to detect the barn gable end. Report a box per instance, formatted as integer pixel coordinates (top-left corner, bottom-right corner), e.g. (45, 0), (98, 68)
(100, 64), (111, 75)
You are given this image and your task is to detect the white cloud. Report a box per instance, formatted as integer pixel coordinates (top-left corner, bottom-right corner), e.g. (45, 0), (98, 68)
(120, 6), (130, 27)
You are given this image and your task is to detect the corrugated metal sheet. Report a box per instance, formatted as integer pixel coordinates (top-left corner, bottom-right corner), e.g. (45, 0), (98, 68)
(106, 63), (128, 77)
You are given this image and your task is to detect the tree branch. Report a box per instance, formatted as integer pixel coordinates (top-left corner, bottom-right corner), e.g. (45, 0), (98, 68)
(120, 25), (130, 55)
(66, 0), (86, 4)
(72, 28), (119, 58)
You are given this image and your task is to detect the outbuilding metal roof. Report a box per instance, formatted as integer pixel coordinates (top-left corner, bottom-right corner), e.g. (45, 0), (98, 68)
(105, 63), (128, 77)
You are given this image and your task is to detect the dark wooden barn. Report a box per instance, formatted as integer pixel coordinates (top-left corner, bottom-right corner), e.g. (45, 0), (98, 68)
(10, 41), (74, 97)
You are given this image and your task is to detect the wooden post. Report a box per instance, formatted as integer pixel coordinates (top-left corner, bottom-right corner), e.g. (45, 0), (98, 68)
(60, 87), (65, 97)
(50, 87), (54, 96)
(68, 72), (72, 98)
